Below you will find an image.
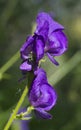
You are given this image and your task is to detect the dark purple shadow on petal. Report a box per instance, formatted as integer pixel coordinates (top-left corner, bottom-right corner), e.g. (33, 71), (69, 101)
(35, 108), (52, 119)
(47, 53), (59, 65)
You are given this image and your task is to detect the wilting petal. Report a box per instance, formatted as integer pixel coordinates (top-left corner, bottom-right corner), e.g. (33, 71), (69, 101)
(35, 108), (52, 119)
(36, 12), (64, 36)
(47, 53), (59, 65)
(20, 61), (32, 71)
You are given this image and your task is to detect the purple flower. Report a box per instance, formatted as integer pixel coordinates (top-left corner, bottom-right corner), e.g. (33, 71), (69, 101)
(20, 12), (68, 72)
(28, 68), (57, 119)
(35, 12), (68, 65)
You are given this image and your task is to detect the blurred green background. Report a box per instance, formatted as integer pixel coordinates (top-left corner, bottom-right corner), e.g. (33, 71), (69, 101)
(0, 0), (81, 130)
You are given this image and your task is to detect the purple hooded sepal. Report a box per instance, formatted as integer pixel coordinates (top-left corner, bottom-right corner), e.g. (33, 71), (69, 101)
(28, 68), (57, 119)
(36, 12), (64, 36)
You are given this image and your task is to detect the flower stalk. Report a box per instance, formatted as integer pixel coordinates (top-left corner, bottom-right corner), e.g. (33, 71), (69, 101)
(16, 106), (34, 120)
(0, 51), (19, 80)
(4, 86), (28, 130)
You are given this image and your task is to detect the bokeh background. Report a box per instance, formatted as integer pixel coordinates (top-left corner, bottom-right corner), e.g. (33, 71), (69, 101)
(0, 0), (81, 130)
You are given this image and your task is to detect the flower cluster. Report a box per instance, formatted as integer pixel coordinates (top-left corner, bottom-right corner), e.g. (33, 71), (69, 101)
(20, 12), (68, 119)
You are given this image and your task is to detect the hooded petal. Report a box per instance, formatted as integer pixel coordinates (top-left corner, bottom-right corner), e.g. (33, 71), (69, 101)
(36, 12), (64, 36)
(47, 53), (59, 65)
(35, 108), (52, 119)
(20, 61), (32, 71)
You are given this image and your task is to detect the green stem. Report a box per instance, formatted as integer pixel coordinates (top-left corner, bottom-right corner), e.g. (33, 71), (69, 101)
(0, 51), (19, 74)
(21, 106), (34, 117)
(0, 51), (19, 80)
(4, 86), (28, 130)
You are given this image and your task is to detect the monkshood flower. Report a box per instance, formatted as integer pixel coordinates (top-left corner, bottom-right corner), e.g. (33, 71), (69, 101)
(28, 68), (57, 119)
(35, 12), (68, 65)
(20, 12), (68, 72)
